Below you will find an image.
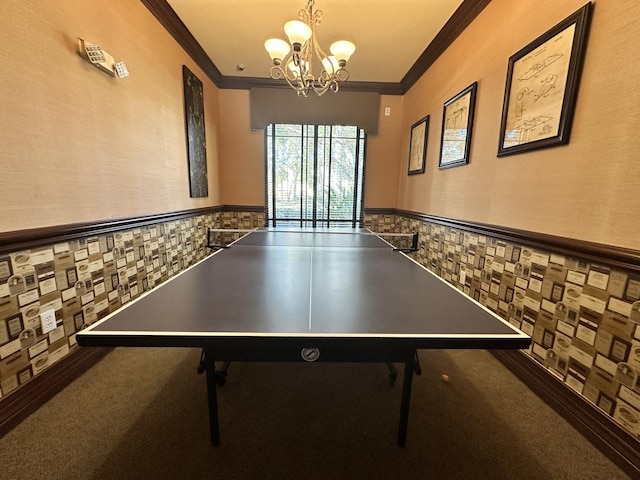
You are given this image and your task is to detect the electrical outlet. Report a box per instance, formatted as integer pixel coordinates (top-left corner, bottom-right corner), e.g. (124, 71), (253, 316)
(40, 309), (57, 334)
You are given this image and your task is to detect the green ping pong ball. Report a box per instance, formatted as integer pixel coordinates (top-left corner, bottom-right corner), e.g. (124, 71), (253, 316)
(441, 374), (450, 383)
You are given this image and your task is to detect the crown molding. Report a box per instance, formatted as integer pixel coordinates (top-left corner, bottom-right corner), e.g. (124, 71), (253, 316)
(400, 0), (492, 91)
(140, 0), (490, 95)
(140, 0), (223, 85)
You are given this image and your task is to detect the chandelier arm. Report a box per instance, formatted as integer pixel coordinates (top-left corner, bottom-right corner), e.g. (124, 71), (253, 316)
(335, 69), (349, 82)
(283, 51), (305, 84)
(299, 41), (312, 78)
(271, 65), (310, 97)
(269, 51), (313, 97)
(312, 37), (333, 76)
(311, 78), (337, 96)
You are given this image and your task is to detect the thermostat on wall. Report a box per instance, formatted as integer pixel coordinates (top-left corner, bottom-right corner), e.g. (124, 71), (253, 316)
(78, 38), (129, 78)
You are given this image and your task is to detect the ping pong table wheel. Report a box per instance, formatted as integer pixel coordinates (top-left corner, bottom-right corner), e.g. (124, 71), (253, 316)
(214, 371), (227, 386)
(413, 352), (422, 375)
(195, 355), (228, 386)
(197, 349), (206, 374)
(386, 363), (398, 385)
(214, 361), (231, 385)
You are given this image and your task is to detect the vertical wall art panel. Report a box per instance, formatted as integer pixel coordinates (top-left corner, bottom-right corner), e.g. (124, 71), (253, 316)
(182, 66), (208, 198)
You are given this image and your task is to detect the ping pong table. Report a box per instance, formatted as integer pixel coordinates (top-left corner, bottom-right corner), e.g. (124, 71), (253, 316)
(76, 227), (530, 446)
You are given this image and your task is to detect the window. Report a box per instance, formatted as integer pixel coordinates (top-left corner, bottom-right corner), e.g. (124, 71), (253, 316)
(265, 124), (366, 227)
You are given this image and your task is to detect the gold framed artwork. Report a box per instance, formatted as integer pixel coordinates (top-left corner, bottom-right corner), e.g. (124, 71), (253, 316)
(408, 115), (429, 175)
(497, 3), (591, 157)
(438, 82), (477, 169)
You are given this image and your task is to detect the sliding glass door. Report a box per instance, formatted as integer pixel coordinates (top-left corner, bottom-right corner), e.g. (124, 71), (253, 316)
(265, 124), (366, 227)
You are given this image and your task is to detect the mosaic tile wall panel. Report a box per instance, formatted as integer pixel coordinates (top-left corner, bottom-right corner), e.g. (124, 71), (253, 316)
(364, 213), (640, 440)
(0, 210), (264, 400)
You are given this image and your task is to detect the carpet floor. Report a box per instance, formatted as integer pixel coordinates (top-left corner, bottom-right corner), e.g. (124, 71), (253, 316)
(0, 347), (631, 479)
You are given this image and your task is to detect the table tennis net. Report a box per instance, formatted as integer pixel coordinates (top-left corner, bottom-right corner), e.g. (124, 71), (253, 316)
(206, 228), (418, 252)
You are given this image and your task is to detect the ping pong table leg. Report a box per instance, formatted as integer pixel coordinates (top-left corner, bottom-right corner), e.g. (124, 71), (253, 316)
(397, 360), (414, 447)
(203, 348), (220, 446)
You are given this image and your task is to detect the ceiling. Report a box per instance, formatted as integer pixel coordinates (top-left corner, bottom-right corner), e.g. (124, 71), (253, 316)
(144, 0), (491, 94)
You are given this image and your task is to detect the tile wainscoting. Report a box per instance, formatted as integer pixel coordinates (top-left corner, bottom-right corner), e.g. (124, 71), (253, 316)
(0, 207), (264, 435)
(364, 209), (640, 476)
(2, 206), (638, 475)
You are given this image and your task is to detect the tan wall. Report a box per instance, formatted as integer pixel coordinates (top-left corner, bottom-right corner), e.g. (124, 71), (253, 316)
(365, 96), (404, 207)
(0, 0), (221, 233)
(217, 90), (265, 206)
(215, 91), (404, 208)
(2, 0), (638, 252)
(397, 0), (640, 250)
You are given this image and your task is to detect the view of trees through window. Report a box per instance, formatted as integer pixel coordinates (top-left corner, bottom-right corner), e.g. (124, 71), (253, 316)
(265, 124), (366, 227)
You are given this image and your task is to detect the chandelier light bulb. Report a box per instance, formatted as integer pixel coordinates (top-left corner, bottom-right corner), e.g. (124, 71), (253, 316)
(321, 55), (339, 73)
(265, 38), (291, 65)
(330, 41), (356, 66)
(284, 20), (312, 50)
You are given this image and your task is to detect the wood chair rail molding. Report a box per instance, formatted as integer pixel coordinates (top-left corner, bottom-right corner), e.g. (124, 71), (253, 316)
(0, 206), (265, 255)
(365, 208), (640, 273)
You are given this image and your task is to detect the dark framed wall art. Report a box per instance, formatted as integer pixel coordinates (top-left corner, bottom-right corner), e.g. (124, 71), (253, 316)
(497, 3), (592, 157)
(408, 115), (429, 175)
(438, 81), (477, 169)
(183, 65), (208, 197)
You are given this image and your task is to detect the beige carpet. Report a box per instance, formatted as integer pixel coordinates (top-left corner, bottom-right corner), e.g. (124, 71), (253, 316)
(0, 347), (631, 479)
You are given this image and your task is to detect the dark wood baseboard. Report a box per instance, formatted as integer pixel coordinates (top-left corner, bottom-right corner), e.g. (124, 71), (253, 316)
(0, 346), (112, 438)
(3, 206), (639, 476)
(365, 208), (640, 475)
(4, 344), (639, 477)
(493, 350), (640, 478)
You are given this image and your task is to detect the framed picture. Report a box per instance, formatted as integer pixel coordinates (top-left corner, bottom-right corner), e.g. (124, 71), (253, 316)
(438, 82), (477, 169)
(182, 65), (208, 197)
(0, 256), (12, 283)
(407, 115), (429, 175)
(497, 3), (591, 157)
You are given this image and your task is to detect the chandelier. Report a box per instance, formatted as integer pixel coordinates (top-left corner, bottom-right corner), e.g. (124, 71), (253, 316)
(264, 0), (356, 97)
